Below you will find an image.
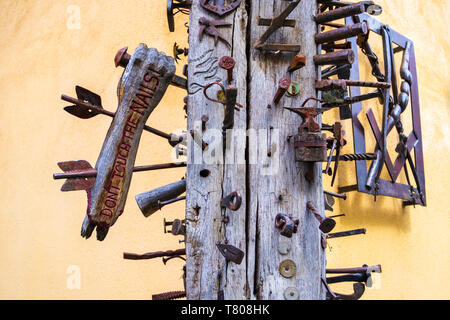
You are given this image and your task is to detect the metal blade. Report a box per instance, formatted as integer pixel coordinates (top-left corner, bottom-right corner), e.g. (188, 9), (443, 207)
(217, 244), (244, 265)
(76, 86), (102, 107)
(57, 160), (96, 191)
(64, 105), (99, 119)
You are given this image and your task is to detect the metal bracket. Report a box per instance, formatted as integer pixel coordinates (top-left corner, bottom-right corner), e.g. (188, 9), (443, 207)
(338, 14), (426, 206)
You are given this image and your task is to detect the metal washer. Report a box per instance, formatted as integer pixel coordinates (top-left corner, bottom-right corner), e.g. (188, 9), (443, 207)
(284, 287), (299, 300)
(279, 259), (297, 278)
(277, 242), (291, 255)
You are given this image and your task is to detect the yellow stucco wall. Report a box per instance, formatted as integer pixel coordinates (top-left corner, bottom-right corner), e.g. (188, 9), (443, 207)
(0, 0), (448, 299)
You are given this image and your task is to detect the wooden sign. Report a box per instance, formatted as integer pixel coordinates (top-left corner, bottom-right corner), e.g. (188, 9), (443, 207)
(81, 45), (176, 240)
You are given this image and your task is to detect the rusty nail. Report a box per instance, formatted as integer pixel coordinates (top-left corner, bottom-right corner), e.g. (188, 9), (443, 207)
(324, 190), (347, 200)
(327, 228), (366, 239)
(273, 78), (291, 104)
(327, 213), (346, 219)
(307, 201), (336, 233)
(123, 248), (186, 260)
(114, 47), (131, 68)
(219, 56), (236, 83)
(288, 54), (306, 73)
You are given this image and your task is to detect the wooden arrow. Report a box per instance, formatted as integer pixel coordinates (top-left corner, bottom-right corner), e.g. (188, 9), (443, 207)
(54, 160), (186, 191)
(61, 86), (182, 147)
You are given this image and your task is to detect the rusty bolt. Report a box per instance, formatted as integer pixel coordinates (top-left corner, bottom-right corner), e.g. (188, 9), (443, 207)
(115, 47), (131, 68)
(219, 56), (236, 83)
(273, 78), (291, 104)
(275, 213), (299, 238)
(288, 54), (306, 73)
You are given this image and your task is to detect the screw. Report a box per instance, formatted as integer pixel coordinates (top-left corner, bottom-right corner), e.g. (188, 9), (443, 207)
(219, 56), (236, 83)
(273, 78), (291, 104)
(114, 47), (131, 68)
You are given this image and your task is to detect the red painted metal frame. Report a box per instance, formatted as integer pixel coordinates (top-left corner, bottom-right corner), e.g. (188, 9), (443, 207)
(337, 14), (426, 206)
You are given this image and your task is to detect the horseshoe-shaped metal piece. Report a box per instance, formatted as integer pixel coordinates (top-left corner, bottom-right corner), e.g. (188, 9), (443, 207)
(200, 0), (241, 16)
(322, 278), (366, 300)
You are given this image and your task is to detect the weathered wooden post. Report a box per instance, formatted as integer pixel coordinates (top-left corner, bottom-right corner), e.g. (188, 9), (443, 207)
(185, 0), (325, 300)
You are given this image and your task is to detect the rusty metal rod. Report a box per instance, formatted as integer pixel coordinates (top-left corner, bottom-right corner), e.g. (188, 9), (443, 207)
(314, 49), (355, 65)
(326, 264), (382, 274)
(327, 213), (346, 219)
(152, 291), (186, 300)
(316, 79), (391, 91)
(324, 190), (347, 200)
(315, 3), (366, 24)
(256, 43), (302, 52)
(323, 90), (382, 108)
(327, 273), (369, 284)
(61, 94), (181, 144)
(327, 228), (366, 239)
(159, 196), (186, 208)
(331, 153), (377, 162)
(322, 42), (352, 52)
(315, 22), (369, 44)
(123, 248), (186, 260)
(53, 162), (187, 180)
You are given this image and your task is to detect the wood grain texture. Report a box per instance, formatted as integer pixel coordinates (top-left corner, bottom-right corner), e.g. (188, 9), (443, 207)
(247, 0), (325, 300)
(81, 44), (176, 240)
(185, 0), (248, 300)
(186, 0), (325, 300)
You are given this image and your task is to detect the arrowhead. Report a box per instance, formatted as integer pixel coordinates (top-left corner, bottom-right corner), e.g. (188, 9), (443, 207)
(75, 86), (102, 107)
